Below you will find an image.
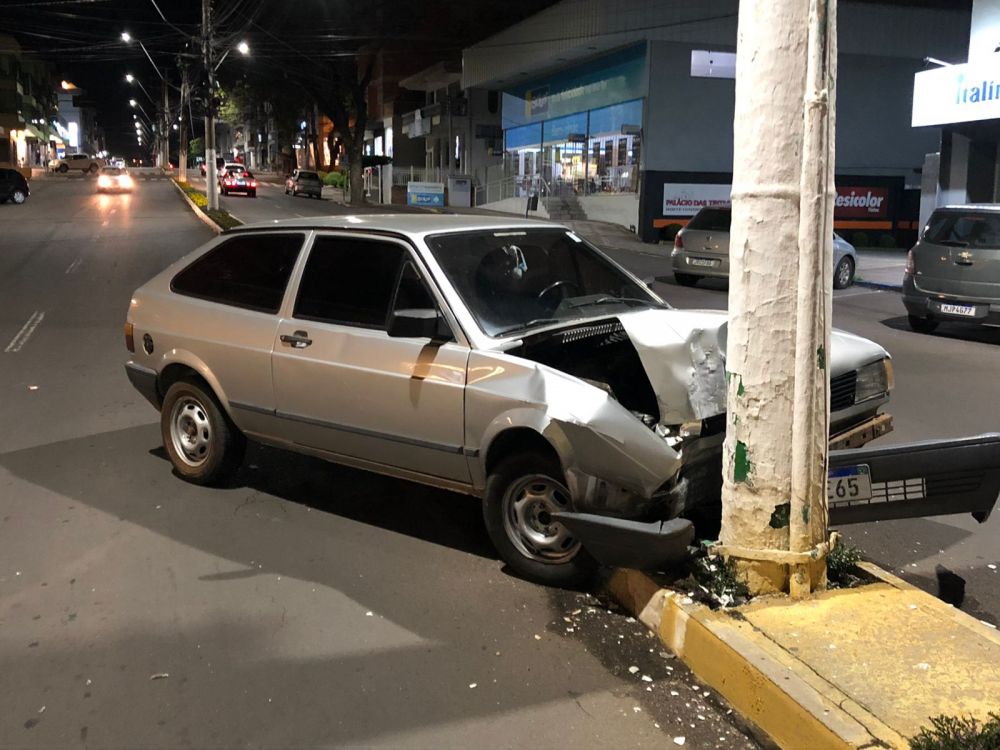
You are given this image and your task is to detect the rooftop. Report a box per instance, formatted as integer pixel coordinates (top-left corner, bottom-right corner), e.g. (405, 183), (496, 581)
(231, 213), (567, 236)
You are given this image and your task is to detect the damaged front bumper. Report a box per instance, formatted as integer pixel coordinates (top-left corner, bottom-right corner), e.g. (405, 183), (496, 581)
(553, 512), (695, 569)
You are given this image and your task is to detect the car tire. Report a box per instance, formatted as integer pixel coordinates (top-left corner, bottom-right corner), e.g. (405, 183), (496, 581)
(907, 314), (939, 334)
(58, 164), (68, 174)
(833, 256), (855, 289)
(673, 272), (702, 287)
(160, 378), (246, 486)
(10, 189), (26, 205)
(482, 452), (597, 588)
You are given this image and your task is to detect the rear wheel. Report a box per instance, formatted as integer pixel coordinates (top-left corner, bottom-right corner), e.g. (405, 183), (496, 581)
(160, 379), (245, 485)
(833, 256), (855, 289)
(483, 453), (596, 588)
(58, 163), (68, 174)
(11, 189), (27, 204)
(674, 272), (702, 287)
(88, 163), (98, 174)
(907, 314), (939, 334)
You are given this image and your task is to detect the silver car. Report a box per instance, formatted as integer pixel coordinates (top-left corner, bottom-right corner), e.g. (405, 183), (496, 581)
(903, 205), (1000, 333)
(672, 207), (858, 290)
(124, 216), (893, 586)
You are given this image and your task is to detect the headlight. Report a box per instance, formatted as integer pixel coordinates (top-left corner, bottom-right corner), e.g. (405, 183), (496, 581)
(97, 175), (110, 188)
(855, 359), (891, 403)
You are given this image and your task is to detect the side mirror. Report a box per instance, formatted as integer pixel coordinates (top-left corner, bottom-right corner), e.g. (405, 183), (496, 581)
(388, 308), (450, 341)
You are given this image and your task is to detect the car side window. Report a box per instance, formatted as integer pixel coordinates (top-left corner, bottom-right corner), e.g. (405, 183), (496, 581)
(391, 261), (436, 312)
(293, 235), (405, 329)
(171, 233), (305, 313)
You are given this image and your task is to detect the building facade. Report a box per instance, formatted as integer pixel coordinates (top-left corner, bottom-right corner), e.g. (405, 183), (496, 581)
(463, 0), (970, 242)
(0, 34), (62, 169)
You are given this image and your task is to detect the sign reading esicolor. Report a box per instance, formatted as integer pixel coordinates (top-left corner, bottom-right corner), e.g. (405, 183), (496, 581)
(834, 187), (889, 219)
(912, 61), (1000, 127)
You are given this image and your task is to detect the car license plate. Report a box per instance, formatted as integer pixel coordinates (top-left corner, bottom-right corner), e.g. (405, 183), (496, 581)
(939, 303), (976, 317)
(689, 258), (719, 268)
(828, 465), (872, 504)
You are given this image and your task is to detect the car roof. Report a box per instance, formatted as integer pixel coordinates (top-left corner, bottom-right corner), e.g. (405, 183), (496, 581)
(228, 214), (568, 238)
(939, 204), (1000, 212)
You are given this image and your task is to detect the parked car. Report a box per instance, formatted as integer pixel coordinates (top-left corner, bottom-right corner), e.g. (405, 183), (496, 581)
(285, 169), (323, 199)
(0, 167), (30, 204)
(96, 166), (134, 193)
(219, 165), (257, 197)
(671, 207), (858, 289)
(124, 216), (893, 586)
(903, 205), (1000, 333)
(199, 157), (225, 177)
(53, 152), (105, 174)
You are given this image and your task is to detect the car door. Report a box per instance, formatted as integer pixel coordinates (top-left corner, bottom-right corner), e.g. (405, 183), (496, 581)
(271, 232), (471, 483)
(0, 169), (11, 198)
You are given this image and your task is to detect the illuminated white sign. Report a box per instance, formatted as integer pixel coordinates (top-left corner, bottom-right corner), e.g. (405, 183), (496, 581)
(663, 183), (731, 216)
(912, 61), (1000, 127)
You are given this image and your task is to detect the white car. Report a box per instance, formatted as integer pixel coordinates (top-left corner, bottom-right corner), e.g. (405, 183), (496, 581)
(54, 153), (105, 175)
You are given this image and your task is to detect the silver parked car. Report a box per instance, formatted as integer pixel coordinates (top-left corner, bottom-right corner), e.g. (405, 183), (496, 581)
(124, 216), (893, 586)
(285, 169), (323, 199)
(903, 205), (1000, 333)
(672, 207), (858, 289)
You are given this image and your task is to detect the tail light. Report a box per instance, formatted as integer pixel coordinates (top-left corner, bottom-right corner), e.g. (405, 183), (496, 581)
(124, 322), (135, 353)
(904, 250), (915, 275)
(674, 232), (684, 249)
(249, 180), (257, 187)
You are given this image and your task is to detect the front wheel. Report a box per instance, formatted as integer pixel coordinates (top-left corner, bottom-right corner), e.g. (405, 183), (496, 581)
(833, 256), (855, 289)
(160, 379), (245, 485)
(483, 453), (596, 588)
(673, 272), (702, 287)
(908, 314), (939, 334)
(10, 189), (26, 205)
(89, 163), (99, 174)
(58, 164), (68, 174)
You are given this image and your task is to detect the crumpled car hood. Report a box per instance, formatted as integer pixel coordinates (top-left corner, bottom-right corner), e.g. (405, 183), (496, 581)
(617, 308), (889, 425)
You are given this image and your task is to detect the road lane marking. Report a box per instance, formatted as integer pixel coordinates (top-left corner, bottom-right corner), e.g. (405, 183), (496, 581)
(4, 311), (45, 353)
(834, 288), (884, 299)
(65, 257), (83, 274)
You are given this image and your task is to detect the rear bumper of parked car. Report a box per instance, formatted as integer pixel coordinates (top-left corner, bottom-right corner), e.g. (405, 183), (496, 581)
(902, 273), (1000, 324)
(671, 251), (730, 278)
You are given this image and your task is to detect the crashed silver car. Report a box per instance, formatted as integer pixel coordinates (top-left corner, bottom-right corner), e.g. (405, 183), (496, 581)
(123, 216), (893, 586)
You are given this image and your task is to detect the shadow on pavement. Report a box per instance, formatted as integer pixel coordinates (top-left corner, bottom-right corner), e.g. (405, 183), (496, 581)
(880, 315), (1000, 345)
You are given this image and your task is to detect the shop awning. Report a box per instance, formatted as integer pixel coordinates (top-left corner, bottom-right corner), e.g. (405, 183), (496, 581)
(23, 123), (46, 140)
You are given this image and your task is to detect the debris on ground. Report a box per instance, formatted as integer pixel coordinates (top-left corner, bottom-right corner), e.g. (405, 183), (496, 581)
(149, 672), (170, 681)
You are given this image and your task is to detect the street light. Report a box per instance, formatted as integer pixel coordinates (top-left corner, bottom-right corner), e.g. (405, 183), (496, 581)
(125, 73), (156, 105)
(237, 41), (250, 55)
(121, 31), (131, 43)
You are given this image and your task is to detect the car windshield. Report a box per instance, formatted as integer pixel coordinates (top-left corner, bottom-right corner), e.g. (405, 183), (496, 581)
(226, 165), (246, 174)
(425, 228), (664, 337)
(687, 207), (732, 232)
(298, 171), (318, 179)
(924, 211), (1000, 248)
(101, 167), (124, 175)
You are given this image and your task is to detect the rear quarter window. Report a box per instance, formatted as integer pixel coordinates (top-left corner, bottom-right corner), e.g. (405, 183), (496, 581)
(171, 233), (305, 313)
(687, 208), (732, 232)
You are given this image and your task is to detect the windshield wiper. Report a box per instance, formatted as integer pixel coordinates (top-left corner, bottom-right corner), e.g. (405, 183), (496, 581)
(567, 296), (667, 309)
(494, 318), (564, 336)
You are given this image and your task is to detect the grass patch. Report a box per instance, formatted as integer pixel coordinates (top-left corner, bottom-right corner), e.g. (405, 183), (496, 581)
(910, 712), (1000, 750)
(826, 541), (867, 588)
(173, 178), (242, 230)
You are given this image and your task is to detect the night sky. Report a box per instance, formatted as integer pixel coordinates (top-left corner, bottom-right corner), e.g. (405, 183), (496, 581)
(4, 0), (971, 158)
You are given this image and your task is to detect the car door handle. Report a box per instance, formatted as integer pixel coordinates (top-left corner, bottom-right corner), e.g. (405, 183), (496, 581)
(280, 331), (312, 348)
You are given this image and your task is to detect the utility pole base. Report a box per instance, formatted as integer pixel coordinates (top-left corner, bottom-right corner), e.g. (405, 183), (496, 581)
(715, 532), (837, 599)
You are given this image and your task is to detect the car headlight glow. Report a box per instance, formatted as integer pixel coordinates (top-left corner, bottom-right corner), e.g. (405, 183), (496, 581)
(855, 359), (891, 404)
(97, 175), (111, 188)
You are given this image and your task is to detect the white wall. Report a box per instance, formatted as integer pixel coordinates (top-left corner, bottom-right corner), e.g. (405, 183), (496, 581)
(969, 0), (998, 62)
(579, 193), (639, 229)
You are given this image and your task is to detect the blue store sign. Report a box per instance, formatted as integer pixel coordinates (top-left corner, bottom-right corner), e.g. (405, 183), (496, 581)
(407, 181), (445, 207)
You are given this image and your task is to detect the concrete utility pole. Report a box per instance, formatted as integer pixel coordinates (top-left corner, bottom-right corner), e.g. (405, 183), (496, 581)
(178, 62), (189, 182)
(718, 0), (838, 598)
(202, 0), (219, 210)
(162, 80), (170, 170)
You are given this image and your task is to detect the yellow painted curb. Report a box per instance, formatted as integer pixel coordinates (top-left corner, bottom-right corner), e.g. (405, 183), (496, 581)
(606, 566), (1000, 750)
(171, 179), (222, 234)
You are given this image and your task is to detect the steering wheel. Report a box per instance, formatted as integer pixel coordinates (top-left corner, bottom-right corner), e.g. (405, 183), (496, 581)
(537, 280), (582, 304)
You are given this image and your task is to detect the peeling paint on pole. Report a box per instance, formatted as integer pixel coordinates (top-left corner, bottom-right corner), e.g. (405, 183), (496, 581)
(733, 441), (752, 483)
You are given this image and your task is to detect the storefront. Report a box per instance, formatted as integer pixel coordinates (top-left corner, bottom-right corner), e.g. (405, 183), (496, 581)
(501, 45), (645, 197)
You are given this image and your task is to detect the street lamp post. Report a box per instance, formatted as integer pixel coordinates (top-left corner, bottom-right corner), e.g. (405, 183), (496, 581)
(122, 32), (172, 169)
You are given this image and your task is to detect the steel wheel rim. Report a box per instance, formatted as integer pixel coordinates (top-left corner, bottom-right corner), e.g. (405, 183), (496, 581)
(169, 396), (212, 467)
(837, 259), (852, 287)
(12, 190), (25, 204)
(502, 473), (581, 565)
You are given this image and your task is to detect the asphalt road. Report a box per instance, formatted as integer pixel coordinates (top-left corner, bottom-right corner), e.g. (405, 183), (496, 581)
(0, 178), (759, 748)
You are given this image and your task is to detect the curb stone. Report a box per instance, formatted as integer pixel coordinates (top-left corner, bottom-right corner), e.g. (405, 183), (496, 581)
(170, 179), (222, 234)
(606, 561), (1000, 750)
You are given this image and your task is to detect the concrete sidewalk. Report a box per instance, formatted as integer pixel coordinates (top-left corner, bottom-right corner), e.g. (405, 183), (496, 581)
(610, 562), (1000, 749)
